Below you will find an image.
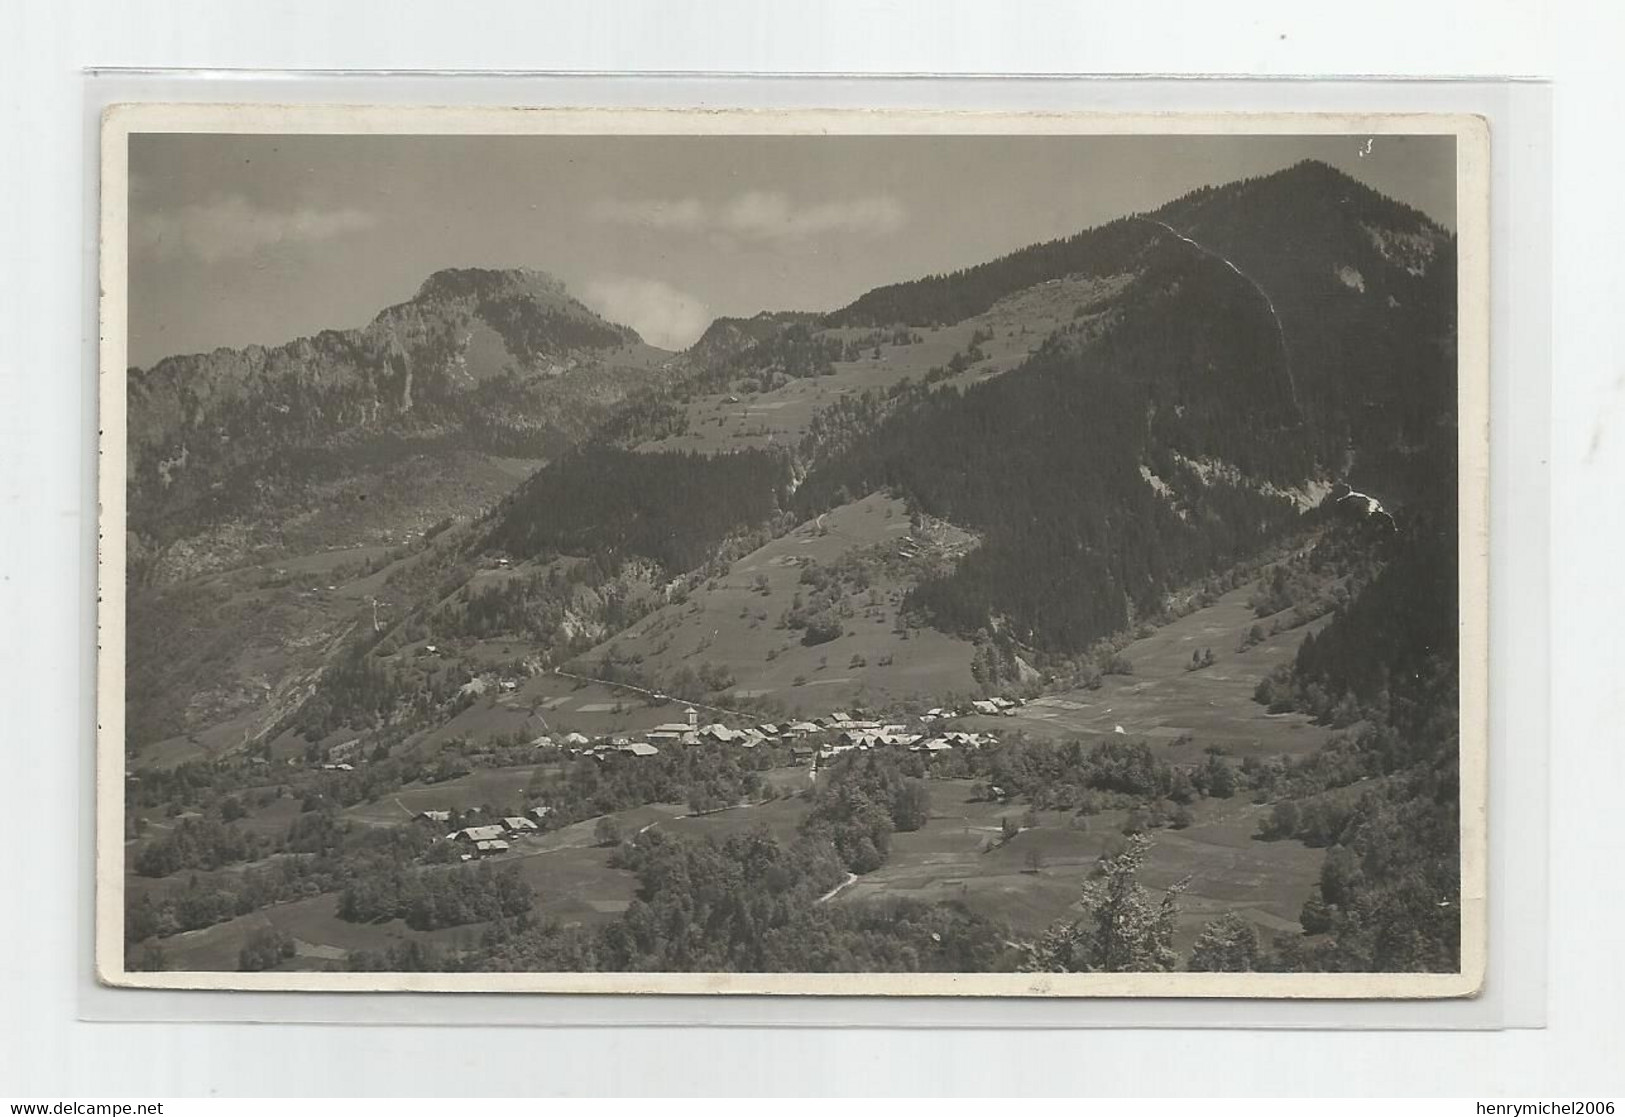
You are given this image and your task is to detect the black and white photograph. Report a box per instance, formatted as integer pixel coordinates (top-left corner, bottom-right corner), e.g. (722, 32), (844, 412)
(98, 108), (1487, 996)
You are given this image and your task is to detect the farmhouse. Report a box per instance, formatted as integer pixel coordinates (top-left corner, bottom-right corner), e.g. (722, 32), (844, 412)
(562, 732), (591, 748)
(473, 839), (511, 855)
(419, 809), (451, 823)
(501, 816), (539, 833)
(971, 699), (999, 715)
(618, 741), (660, 757)
(528, 734), (556, 750)
(527, 806), (553, 822)
(454, 825), (507, 844)
(784, 721), (822, 737)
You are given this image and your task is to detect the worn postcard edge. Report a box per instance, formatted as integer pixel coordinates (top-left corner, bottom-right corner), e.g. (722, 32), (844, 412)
(95, 104), (1490, 998)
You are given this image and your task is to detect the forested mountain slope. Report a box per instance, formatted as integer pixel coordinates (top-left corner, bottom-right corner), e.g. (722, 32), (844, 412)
(1153, 160), (1456, 485)
(824, 160), (1454, 486)
(779, 162), (1456, 656)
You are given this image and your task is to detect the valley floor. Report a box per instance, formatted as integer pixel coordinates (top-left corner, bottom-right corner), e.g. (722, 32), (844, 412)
(131, 570), (1337, 972)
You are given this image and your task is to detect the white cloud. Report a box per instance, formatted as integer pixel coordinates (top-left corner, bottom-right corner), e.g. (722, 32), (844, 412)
(722, 191), (905, 240)
(136, 196), (377, 263)
(586, 197), (707, 232)
(588, 190), (905, 243)
(581, 276), (711, 351)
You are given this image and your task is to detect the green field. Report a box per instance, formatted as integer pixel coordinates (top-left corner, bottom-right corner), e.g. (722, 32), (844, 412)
(973, 582), (1339, 759)
(145, 793), (813, 970)
(830, 778), (1321, 950)
(137, 758), (1320, 970)
(566, 491), (979, 716)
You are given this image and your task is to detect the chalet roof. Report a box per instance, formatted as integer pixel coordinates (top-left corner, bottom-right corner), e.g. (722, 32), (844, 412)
(621, 742), (660, 756)
(502, 816), (538, 830)
(457, 825), (506, 842)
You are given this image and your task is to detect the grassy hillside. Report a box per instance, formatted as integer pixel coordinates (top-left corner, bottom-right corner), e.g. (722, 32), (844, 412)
(563, 492), (982, 716)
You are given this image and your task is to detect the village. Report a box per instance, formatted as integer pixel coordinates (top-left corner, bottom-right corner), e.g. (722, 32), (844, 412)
(418, 698), (1025, 858)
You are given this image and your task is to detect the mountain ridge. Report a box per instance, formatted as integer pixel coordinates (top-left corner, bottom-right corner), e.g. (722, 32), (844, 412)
(127, 266), (672, 583)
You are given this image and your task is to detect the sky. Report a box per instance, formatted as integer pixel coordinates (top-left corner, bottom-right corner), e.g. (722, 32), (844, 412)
(127, 132), (1455, 368)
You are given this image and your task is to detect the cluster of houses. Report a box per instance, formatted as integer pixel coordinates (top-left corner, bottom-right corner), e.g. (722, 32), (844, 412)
(519, 703), (1019, 766)
(380, 697), (1036, 860)
(417, 805), (555, 859)
(307, 694), (1030, 780)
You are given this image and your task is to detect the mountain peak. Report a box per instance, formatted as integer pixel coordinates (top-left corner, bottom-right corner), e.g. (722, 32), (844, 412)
(413, 266), (571, 305)
(391, 266), (644, 347)
(1157, 158), (1448, 236)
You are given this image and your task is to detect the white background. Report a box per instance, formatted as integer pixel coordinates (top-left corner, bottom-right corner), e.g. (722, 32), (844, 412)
(1, 0), (1615, 1098)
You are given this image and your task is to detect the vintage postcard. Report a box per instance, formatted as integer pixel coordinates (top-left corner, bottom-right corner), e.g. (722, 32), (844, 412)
(98, 105), (1488, 996)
